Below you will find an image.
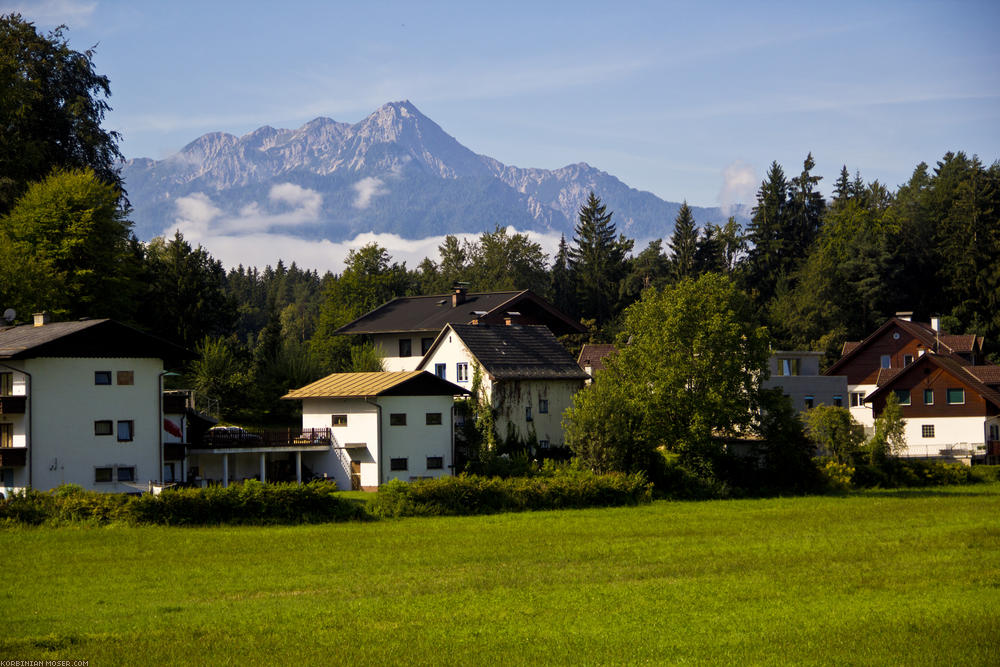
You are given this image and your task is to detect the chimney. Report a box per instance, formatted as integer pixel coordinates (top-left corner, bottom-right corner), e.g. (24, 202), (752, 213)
(504, 311), (521, 327)
(33, 312), (50, 327)
(930, 316), (940, 332)
(452, 286), (467, 307)
(895, 311), (913, 322)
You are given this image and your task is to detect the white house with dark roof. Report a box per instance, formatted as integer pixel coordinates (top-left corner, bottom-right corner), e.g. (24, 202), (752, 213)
(336, 286), (586, 371)
(282, 371), (469, 490)
(0, 313), (190, 494)
(417, 323), (590, 449)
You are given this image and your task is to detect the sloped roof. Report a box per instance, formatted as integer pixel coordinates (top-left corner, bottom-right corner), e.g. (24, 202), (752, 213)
(938, 334), (982, 354)
(437, 324), (590, 381)
(968, 365), (1000, 386)
(875, 367), (904, 386)
(335, 289), (586, 336)
(0, 319), (191, 365)
(865, 355), (1000, 409)
(577, 343), (617, 375)
(827, 317), (971, 376)
(282, 370), (468, 399)
(842, 341), (861, 355)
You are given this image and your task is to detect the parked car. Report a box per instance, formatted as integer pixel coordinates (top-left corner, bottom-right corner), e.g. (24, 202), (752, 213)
(204, 426), (263, 446)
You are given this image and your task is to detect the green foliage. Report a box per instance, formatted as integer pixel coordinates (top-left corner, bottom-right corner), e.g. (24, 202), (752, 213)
(368, 470), (652, 518)
(819, 460), (855, 492)
(752, 389), (820, 492)
(0, 167), (138, 319)
(804, 405), (865, 464)
(668, 201), (698, 281)
(568, 191), (634, 325)
(868, 392), (907, 463)
(0, 14), (123, 213)
(188, 336), (252, 418)
(0, 480), (363, 526)
(851, 459), (973, 489)
(566, 274), (769, 484)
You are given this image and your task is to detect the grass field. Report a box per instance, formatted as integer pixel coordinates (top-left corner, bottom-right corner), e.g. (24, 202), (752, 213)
(3, 485), (999, 665)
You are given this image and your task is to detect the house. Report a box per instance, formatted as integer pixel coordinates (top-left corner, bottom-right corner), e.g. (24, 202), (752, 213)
(0, 313), (190, 495)
(825, 312), (985, 428)
(336, 286), (586, 371)
(762, 350), (848, 412)
(417, 324), (590, 449)
(864, 354), (1000, 462)
(162, 389), (218, 484)
(577, 343), (617, 383)
(282, 371), (469, 490)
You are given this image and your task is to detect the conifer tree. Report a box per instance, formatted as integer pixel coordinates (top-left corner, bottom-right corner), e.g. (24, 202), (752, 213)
(744, 161), (788, 305)
(550, 234), (574, 316)
(668, 201), (698, 281)
(568, 192), (633, 326)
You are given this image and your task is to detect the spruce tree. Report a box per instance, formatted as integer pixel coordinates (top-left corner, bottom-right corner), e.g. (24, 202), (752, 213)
(668, 201), (698, 281)
(568, 192), (633, 326)
(744, 161), (788, 305)
(786, 153), (825, 262)
(550, 235), (574, 316)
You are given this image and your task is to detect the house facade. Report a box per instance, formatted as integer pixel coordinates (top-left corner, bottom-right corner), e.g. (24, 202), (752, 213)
(762, 350), (848, 412)
(336, 287), (586, 372)
(417, 324), (589, 449)
(825, 312), (985, 428)
(282, 371), (468, 490)
(865, 354), (1000, 461)
(0, 314), (189, 495)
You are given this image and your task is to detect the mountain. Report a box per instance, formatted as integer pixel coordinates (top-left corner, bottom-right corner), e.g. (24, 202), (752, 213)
(122, 101), (744, 243)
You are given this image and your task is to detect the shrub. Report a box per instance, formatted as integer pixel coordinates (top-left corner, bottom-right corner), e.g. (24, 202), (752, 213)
(819, 460), (854, 492)
(970, 465), (1000, 483)
(369, 470), (652, 518)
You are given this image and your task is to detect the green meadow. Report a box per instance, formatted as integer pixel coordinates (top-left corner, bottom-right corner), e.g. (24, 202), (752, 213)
(3, 485), (999, 665)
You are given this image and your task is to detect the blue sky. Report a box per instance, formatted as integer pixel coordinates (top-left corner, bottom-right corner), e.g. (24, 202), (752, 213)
(6, 0), (1000, 210)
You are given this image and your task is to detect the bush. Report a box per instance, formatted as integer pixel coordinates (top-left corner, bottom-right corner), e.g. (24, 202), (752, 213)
(368, 470), (652, 518)
(970, 465), (1000, 483)
(819, 460), (855, 492)
(849, 459), (974, 489)
(0, 480), (365, 526)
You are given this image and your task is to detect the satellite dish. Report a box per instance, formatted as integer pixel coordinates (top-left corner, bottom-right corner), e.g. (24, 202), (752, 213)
(2, 308), (14, 324)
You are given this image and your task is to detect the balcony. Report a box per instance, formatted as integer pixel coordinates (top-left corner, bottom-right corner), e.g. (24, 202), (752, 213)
(190, 427), (333, 453)
(0, 396), (26, 414)
(0, 447), (27, 466)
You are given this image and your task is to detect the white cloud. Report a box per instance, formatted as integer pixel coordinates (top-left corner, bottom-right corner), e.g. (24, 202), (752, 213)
(165, 194), (563, 274)
(718, 161), (757, 216)
(5, 0), (96, 26)
(352, 176), (388, 209)
(172, 184), (323, 236)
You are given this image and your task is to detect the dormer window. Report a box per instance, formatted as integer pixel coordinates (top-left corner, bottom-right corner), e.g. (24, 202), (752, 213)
(880, 355), (891, 369)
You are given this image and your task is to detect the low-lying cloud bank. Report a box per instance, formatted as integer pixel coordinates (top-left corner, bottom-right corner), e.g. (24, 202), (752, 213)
(164, 188), (564, 273)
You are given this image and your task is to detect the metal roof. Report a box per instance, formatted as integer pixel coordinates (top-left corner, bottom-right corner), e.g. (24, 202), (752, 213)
(282, 370), (468, 399)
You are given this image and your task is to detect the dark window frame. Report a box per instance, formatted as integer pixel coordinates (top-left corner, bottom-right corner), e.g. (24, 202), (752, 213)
(894, 390), (911, 406)
(94, 420), (113, 436)
(390, 457), (408, 471)
(421, 337), (435, 355)
(117, 420), (134, 442)
(425, 412), (442, 426)
(946, 388), (965, 405)
(116, 370), (134, 386)
(398, 339), (412, 358)
(332, 414), (348, 427)
(924, 389), (934, 405)
(434, 363), (446, 379)
(921, 424), (935, 438)
(539, 398), (549, 414)
(95, 467), (113, 483)
(426, 456), (444, 470)
(95, 371), (112, 385)
(389, 413), (407, 426)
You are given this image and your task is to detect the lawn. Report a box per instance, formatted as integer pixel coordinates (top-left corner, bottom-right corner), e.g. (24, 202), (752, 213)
(3, 485), (999, 665)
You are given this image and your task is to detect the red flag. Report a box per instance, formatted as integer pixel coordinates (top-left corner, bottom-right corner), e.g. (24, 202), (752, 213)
(164, 418), (183, 438)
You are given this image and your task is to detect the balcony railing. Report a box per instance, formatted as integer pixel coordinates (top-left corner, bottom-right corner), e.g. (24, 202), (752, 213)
(0, 396), (26, 414)
(196, 427), (332, 449)
(0, 447), (26, 466)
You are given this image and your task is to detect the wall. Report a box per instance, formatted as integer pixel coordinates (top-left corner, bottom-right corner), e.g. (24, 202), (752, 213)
(373, 333), (436, 372)
(898, 416), (989, 457)
(301, 397), (379, 489)
(418, 332), (476, 391)
(836, 324), (931, 385)
(377, 395), (454, 482)
(762, 352), (847, 414)
(23, 357), (163, 492)
(491, 379), (582, 448)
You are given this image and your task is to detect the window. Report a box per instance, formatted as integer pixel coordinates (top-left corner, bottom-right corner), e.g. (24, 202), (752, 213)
(538, 439), (550, 449)
(924, 389), (934, 405)
(850, 392), (865, 408)
(95, 371), (112, 385)
(390, 458), (408, 471)
(0, 372), (11, 396)
(804, 396), (814, 409)
(1, 468), (12, 486)
(117, 420), (134, 442)
(389, 413), (406, 426)
(117, 466), (135, 482)
(0, 423), (11, 448)
(426, 456), (443, 470)
(894, 390), (911, 406)
(539, 398), (549, 414)
(332, 414), (347, 427)
(880, 355), (891, 369)
(946, 388), (965, 405)
(778, 358), (800, 376)
(116, 370), (134, 386)
(94, 420), (113, 436)
(435, 363), (446, 379)
(425, 412), (442, 425)
(990, 424), (999, 441)
(95, 467), (113, 483)
(903, 354), (914, 366)
(921, 424), (935, 438)
(456, 362), (469, 382)
(421, 337), (434, 355)
(525, 406), (533, 422)
(398, 339), (412, 357)
(833, 396), (843, 407)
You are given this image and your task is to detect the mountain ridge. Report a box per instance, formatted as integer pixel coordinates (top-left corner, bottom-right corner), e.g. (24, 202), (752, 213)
(123, 100), (746, 242)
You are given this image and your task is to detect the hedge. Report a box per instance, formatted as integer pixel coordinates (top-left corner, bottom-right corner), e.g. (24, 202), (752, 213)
(368, 469), (653, 518)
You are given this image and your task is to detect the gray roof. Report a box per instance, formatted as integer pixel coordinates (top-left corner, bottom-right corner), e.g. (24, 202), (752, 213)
(335, 290), (586, 336)
(0, 319), (191, 364)
(445, 324), (590, 381)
